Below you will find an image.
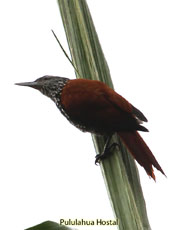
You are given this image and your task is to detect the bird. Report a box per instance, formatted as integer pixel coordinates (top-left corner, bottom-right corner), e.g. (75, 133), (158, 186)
(16, 75), (165, 180)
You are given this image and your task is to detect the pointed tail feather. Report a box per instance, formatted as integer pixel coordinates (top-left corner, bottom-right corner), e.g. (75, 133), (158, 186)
(118, 131), (165, 180)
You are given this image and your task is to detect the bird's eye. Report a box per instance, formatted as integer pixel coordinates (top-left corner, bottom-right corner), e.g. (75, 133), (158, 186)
(36, 75), (53, 82)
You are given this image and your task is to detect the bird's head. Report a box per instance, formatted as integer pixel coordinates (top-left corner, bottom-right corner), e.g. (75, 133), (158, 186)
(15, 75), (69, 100)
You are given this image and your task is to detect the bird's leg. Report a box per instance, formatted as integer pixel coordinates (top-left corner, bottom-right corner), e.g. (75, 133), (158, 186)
(95, 135), (119, 164)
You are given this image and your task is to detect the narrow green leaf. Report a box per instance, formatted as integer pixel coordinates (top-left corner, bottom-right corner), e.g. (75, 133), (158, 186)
(25, 221), (72, 230)
(57, 1), (151, 230)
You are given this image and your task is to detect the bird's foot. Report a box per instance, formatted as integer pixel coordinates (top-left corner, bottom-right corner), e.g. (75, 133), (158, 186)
(95, 142), (119, 165)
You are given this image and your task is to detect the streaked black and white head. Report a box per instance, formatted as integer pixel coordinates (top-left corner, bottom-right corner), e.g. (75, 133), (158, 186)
(16, 75), (69, 102)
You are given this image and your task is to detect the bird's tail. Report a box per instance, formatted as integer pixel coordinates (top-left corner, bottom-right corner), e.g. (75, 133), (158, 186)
(118, 131), (165, 180)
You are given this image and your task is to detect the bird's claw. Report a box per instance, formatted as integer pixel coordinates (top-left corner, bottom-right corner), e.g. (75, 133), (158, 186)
(95, 142), (119, 165)
(109, 143), (119, 152)
(95, 154), (102, 165)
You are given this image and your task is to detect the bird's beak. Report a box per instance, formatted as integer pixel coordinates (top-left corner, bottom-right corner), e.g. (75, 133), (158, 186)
(15, 81), (41, 90)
